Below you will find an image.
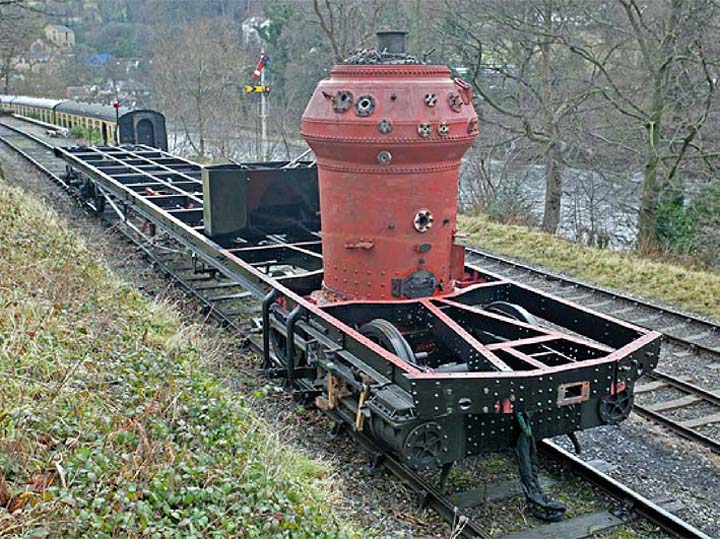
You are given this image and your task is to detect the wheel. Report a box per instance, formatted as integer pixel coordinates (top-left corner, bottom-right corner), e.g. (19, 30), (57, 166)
(269, 325), (287, 362)
(404, 422), (445, 468)
(359, 319), (415, 364)
(79, 179), (104, 214)
(483, 301), (539, 326)
(599, 389), (633, 425)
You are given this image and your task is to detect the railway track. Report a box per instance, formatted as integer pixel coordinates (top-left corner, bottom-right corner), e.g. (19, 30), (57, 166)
(465, 247), (720, 455)
(0, 118), (713, 539)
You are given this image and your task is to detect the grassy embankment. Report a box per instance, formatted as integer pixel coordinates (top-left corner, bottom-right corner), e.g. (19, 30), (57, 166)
(0, 168), (365, 537)
(458, 214), (720, 321)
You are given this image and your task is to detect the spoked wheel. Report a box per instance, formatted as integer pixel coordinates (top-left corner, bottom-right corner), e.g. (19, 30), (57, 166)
(599, 389), (634, 425)
(359, 319), (415, 363)
(483, 301), (539, 326)
(404, 422), (446, 468)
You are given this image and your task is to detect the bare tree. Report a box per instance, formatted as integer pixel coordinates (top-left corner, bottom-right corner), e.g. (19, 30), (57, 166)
(311, 0), (384, 62)
(0, 5), (37, 93)
(564, 0), (719, 251)
(148, 19), (253, 158)
(442, 0), (595, 233)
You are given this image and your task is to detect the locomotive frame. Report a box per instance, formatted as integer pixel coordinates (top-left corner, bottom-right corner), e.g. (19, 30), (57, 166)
(54, 144), (661, 517)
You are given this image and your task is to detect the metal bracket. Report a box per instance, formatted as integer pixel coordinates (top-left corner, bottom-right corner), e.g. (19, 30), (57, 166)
(391, 270), (439, 299)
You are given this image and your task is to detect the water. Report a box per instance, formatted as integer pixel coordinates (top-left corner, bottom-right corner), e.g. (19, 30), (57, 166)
(169, 124), (647, 250)
(458, 155), (643, 249)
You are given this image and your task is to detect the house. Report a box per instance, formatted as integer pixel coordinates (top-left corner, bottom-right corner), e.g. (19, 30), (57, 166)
(44, 24), (75, 50)
(78, 52), (111, 66)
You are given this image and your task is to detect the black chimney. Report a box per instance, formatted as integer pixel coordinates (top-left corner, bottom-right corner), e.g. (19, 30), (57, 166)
(376, 31), (407, 54)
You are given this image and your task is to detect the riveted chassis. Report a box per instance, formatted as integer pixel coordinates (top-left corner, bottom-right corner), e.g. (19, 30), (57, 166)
(55, 144), (661, 469)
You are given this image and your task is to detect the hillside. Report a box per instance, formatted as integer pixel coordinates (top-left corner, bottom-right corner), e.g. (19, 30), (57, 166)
(0, 171), (365, 538)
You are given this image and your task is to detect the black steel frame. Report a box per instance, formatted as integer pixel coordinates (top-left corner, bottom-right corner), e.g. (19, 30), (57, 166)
(55, 144), (661, 466)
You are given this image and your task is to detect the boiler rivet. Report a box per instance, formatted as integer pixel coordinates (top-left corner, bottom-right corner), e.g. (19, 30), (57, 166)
(377, 150), (392, 165)
(377, 119), (392, 134)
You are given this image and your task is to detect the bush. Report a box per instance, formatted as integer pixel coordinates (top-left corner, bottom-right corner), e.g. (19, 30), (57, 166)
(657, 181), (720, 268)
(69, 125), (103, 145)
(459, 153), (536, 226)
(69, 125), (85, 138)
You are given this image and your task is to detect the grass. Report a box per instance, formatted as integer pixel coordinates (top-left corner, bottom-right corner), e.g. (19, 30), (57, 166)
(458, 213), (720, 321)
(0, 175), (366, 537)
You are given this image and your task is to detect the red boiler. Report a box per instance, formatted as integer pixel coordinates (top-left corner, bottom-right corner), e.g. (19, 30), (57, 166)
(301, 32), (479, 302)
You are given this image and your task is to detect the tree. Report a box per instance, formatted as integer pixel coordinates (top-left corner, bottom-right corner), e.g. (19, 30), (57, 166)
(148, 18), (253, 159)
(311, 0), (384, 63)
(0, 5), (37, 93)
(441, 0), (595, 233)
(564, 0), (719, 251)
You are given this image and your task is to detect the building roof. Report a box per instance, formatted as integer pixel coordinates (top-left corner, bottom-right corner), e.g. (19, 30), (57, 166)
(46, 24), (73, 33)
(79, 52), (110, 65)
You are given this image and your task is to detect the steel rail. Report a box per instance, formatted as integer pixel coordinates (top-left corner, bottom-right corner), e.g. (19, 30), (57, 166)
(650, 371), (720, 407)
(631, 404), (720, 454)
(0, 124), (75, 194)
(540, 440), (713, 539)
(0, 122), (712, 538)
(624, 372), (720, 454)
(334, 418), (492, 539)
(0, 119), (60, 151)
(107, 223), (250, 331)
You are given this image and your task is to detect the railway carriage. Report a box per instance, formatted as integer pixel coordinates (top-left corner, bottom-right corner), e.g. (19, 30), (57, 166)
(0, 94), (167, 149)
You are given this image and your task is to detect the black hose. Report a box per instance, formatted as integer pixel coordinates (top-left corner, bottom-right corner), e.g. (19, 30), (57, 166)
(261, 289), (279, 371)
(285, 305), (303, 386)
